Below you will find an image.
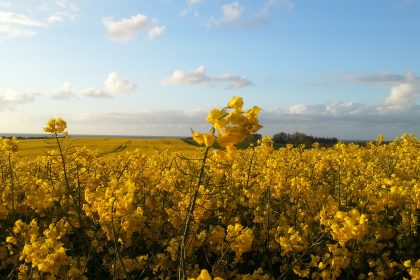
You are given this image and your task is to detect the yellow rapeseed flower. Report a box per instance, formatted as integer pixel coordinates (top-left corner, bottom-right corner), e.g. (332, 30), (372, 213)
(1, 137), (19, 153)
(227, 96), (243, 110)
(43, 117), (67, 134)
(192, 131), (215, 147)
(207, 108), (226, 123)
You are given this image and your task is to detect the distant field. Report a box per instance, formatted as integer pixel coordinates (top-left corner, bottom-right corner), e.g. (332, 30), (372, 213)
(15, 137), (201, 158)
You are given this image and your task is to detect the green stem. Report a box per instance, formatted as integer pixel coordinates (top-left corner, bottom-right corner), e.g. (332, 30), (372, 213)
(179, 146), (210, 280)
(111, 198), (131, 280)
(8, 153), (16, 219)
(54, 133), (82, 225)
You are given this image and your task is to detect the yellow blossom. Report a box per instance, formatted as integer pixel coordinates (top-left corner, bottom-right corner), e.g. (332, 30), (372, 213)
(43, 117), (67, 134)
(227, 96), (243, 110)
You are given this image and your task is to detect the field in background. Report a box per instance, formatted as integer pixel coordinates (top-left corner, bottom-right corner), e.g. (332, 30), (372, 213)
(15, 137), (201, 158)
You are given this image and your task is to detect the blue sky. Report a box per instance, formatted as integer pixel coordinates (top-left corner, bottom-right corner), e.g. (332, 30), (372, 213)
(0, 0), (419, 139)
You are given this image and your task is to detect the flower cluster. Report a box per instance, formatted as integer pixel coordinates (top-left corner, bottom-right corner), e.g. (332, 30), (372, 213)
(1, 137), (19, 153)
(192, 96), (263, 150)
(44, 117), (68, 136)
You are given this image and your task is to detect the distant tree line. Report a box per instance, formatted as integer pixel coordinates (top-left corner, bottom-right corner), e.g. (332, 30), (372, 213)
(2, 136), (50, 140)
(271, 131), (338, 147)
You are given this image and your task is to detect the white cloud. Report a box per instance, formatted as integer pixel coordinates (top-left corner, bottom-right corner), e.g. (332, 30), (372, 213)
(207, 1), (242, 27)
(384, 82), (419, 108)
(289, 102), (366, 116)
(258, 79), (418, 139)
(0, 24), (36, 38)
(163, 65), (207, 85)
(0, 11), (46, 38)
(261, 100), (419, 140)
(148, 25), (165, 40)
(48, 14), (63, 23)
(52, 72), (137, 100)
(51, 82), (77, 99)
(0, 89), (38, 110)
(162, 65), (252, 89)
(0, 0), (79, 40)
(221, 2), (242, 23)
(36, 76), (420, 138)
(0, 11), (45, 27)
(343, 72), (419, 109)
(289, 104), (325, 115)
(103, 14), (149, 42)
(104, 72), (136, 95)
(47, 11), (76, 23)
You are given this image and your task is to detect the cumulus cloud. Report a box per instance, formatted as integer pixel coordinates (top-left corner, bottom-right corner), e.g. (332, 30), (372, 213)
(284, 81), (418, 126)
(52, 72), (137, 100)
(103, 14), (148, 42)
(261, 100), (419, 140)
(104, 72), (136, 95)
(51, 82), (77, 99)
(343, 71), (419, 110)
(148, 25), (165, 40)
(288, 104), (326, 115)
(163, 65), (207, 85)
(342, 71), (419, 110)
(207, 2), (242, 27)
(103, 14), (165, 42)
(162, 65), (251, 89)
(0, 89), (38, 110)
(289, 102), (369, 117)
(383, 82), (419, 108)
